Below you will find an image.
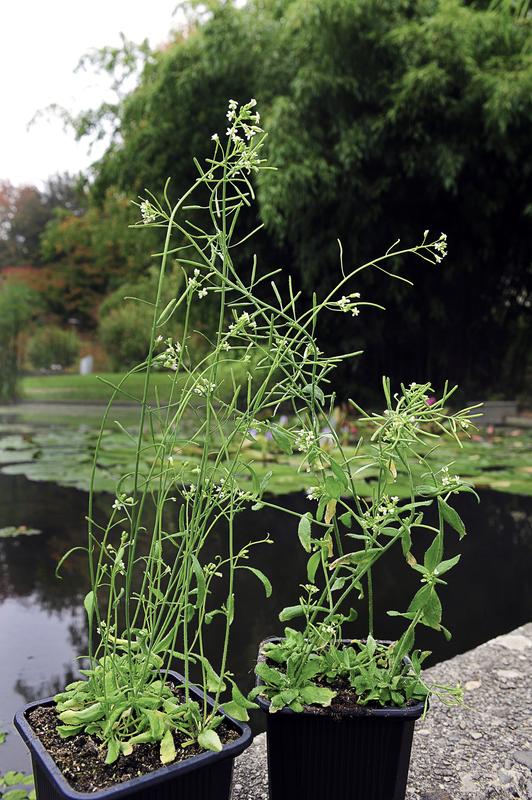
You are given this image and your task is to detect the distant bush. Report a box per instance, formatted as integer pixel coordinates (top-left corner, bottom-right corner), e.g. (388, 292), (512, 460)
(99, 303), (153, 370)
(27, 326), (80, 371)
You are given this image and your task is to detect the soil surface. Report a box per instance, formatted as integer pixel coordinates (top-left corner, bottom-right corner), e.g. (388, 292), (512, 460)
(27, 704), (238, 793)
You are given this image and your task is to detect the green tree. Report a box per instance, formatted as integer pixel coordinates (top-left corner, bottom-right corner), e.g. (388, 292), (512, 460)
(40, 189), (158, 324)
(52, 0), (532, 398)
(0, 279), (39, 401)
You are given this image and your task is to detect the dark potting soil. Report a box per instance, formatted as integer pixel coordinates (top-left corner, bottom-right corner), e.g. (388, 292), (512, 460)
(27, 705), (238, 793)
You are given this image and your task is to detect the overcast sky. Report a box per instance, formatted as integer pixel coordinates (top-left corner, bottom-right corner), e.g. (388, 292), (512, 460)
(0, 1), (182, 187)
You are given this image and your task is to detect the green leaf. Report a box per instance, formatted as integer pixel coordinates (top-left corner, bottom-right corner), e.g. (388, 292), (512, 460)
(299, 660), (323, 681)
(339, 511), (352, 528)
(279, 604), (305, 622)
(299, 685), (335, 707)
(83, 590), (95, 624)
(434, 554), (461, 576)
(156, 298), (177, 326)
(298, 513), (312, 552)
(160, 729), (176, 764)
(196, 656), (226, 693)
(105, 737), (120, 765)
(243, 566), (272, 597)
(422, 589), (442, 629)
(438, 498), (466, 539)
(191, 554), (206, 609)
(271, 426), (293, 455)
(198, 728), (222, 753)
(255, 662), (286, 688)
(408, 584), (432, 614)
(3, 791), (31, 800)
(329, 459), (348, 488)
(423, 533), (442, 572)
(57, 724), (84, 738)
(3, 773), (27, 787)
(221, 700), (249, 721)
(307, 551), (321, 583)
(231, 681), (259, 710)
(302, 384), (325, 406)
(324, 476), (342, 499)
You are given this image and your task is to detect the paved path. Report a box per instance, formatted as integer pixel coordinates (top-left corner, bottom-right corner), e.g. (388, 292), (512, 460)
(232, 623), (532, 799)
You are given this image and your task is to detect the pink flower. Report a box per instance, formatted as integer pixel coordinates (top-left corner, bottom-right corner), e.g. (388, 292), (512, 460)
(425, 396), (436, 407)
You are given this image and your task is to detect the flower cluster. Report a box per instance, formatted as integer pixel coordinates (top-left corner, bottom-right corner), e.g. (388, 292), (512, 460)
(156, 337), (182, 371)
(362, 495), (400, 531)
(182, 484), (196, 501)
(194, 377), (216, 396)
(336, 293), (361, 316)
(305, 486), (322, 501)
(228, 311), (257, 335)
(423, 231), (448, 264)
(112, 494), (135, 512)
(440, 466), (461, 488)
(139, 199), (158, 224)
(295, 429), (316, 453)
(216, 99), (264, 174)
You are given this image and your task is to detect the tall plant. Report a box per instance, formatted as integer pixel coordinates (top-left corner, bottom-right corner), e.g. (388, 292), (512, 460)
(55, 100), (457, 763)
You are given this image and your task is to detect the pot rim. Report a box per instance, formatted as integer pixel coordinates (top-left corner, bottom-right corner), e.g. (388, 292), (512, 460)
(14, 670), (252, 800)
(255, 636), (426, 720)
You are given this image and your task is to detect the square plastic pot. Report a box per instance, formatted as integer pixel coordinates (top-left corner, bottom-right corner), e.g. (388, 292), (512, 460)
(256, 638), (425, 800)
(14, 670), (252, 800)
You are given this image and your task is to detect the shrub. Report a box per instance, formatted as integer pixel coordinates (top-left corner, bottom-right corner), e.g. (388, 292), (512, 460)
(98, 302), (153, 370)
(27, 326), (80, 371)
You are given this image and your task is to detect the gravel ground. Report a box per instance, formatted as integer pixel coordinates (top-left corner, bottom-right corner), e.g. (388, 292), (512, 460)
(232, 623), (532, 799)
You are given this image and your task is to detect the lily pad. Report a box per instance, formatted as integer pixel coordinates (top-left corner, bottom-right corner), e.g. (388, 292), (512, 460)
(0, 525), (42, 538)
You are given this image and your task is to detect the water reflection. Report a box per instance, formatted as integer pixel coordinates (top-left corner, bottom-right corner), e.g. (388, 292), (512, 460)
(0, 472), (531, 772)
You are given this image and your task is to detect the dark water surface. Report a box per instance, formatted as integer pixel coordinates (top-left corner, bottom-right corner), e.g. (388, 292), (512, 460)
(1, 472), (531, 773)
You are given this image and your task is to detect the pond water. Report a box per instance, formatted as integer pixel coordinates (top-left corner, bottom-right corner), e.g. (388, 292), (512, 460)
(1, 472), (531, 773)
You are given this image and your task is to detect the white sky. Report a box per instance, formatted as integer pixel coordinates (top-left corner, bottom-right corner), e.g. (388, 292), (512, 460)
(0, 1), (182, 187)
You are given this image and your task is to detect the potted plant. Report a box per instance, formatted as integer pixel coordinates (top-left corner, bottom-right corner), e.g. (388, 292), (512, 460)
(251, 322), (479, 795)
(13, 98), (306, 800)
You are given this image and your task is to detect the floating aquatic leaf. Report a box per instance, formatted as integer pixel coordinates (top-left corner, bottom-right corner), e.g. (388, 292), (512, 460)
(0, 526), (42, 538)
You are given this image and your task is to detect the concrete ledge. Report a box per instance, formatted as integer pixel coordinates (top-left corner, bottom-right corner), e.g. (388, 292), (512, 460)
(232, 623), (532, 799)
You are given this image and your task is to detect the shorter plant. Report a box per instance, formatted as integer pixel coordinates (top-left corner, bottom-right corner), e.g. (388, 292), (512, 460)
(253, 376), (480, 712)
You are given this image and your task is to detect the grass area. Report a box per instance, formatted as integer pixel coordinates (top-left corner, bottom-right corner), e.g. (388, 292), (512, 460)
(21, 372), (177, 404)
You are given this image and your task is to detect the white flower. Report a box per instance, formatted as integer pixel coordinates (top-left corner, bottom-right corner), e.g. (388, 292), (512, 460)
(198, 288), (208, 299)
(140, 200), (157, 225)
(194, 268), (201, 277)
(156, 335), (163, 344)
(211, 133), (219, 142)
(351, 307), (360, 317)
(296, 429), (315, 453)
(194, 378), (216, 396)
(112, 494), (134, 511)
(338, 296), (350, 312)
(221, 341), (231, 351)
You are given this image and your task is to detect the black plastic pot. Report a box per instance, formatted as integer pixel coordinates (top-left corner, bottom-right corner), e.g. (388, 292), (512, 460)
(14, 670), (252, 800)
(256, 638), (425, 800)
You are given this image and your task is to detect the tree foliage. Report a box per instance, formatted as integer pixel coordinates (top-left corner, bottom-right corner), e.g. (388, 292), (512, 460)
(0, 174), (83, 266)
(0, 279), (40, 402)
(48, 0), (532, 397)
(40, 189), (158, 324)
